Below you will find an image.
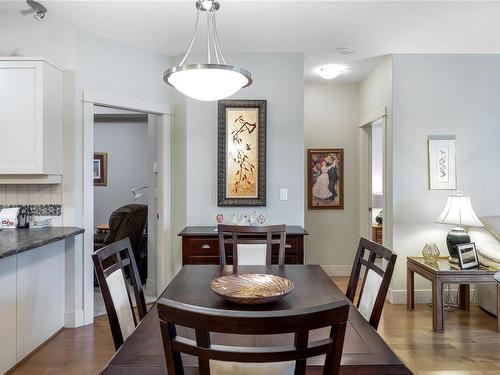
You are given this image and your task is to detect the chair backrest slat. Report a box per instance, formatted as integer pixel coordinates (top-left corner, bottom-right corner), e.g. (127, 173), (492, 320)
(158, 299), (349, 375)
(345, 237), (397, 330)
(217, 224), (287, 266)
(92, 238), (147, 350)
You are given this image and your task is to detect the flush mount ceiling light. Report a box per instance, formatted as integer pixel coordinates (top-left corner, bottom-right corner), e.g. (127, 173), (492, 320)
(164, 0), (252, 101)
(336, 47), (354, 56)
(314, 64), (347, 80)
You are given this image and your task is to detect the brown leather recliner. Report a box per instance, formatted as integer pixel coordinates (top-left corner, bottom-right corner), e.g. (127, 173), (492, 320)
(94, 204), (147, 252)
(94, 204), (148, 283)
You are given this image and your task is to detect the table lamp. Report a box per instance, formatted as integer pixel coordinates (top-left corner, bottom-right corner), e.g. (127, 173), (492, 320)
(435, 193), (483, 262)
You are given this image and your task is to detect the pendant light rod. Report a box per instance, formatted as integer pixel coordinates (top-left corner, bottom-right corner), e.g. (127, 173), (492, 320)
(209, 13), (220, 64)
(179, 11), (200, 66)
(211, 12), (227, 64)
(179, 2), (228, 67)
(207, 12), (211, 64)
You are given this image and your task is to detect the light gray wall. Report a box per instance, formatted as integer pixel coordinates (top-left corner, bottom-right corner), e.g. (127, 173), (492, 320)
(304, 82), (361, 270)
(70, 32), (171, 232)
(93, 119), (149, 226)
(171, 90), (188, 274)
(71, 32), (172, 320)
(359, 56), (394, 247)
(172, 52), (304, 273)
(391, 54), (500, 294)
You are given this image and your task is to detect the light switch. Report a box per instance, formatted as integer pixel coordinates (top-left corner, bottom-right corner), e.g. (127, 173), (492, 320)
(280, 188), (288, 201)
(152, 162), (159, 174)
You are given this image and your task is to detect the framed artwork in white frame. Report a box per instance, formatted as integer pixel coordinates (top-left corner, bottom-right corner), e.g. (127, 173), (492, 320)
(428, 136), (456, 190)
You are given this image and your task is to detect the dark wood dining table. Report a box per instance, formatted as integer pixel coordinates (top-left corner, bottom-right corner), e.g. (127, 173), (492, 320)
(101, 265), (412, 375)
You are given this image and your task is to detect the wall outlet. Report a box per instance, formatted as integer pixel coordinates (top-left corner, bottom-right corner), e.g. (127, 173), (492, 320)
(280, 188), (288, 201)
(152, 162), (158, 174)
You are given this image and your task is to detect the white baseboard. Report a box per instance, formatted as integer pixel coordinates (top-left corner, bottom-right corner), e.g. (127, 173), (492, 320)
(387, 287), (477, 305)
(387, 289), (431, 304)
(64, 309), (84, 328)
(320, 265), (352, 277)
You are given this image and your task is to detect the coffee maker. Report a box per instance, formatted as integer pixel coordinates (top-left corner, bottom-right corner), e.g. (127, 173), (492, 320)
(17, 206), (29, 228)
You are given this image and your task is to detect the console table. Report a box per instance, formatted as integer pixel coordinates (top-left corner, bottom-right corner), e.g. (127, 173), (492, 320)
(179, 226), (308, 265)
(407, 256), (500, 333)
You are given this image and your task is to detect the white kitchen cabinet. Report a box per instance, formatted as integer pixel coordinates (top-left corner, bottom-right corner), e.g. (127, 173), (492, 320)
(16, 241), (65, 362)
(0, 256), (17, 374)
(0, 58), (63, 175)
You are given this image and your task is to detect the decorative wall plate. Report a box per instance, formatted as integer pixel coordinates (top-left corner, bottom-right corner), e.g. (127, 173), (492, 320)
(210, 273), (294, 304)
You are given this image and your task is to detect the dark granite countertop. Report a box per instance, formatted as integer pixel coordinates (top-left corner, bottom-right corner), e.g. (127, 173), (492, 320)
(0, 227), (84, 260)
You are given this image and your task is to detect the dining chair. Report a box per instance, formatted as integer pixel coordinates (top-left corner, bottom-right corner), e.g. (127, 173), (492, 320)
(217, 224), (287, 266)
(157, 298), (350, 375)
(92, 238), (147, 350)
(345, 237), (397, 330)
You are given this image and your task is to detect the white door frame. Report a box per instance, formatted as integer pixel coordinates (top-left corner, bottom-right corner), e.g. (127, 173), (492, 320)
(82, 91), (172, 325)
(358, 108), (388, 244)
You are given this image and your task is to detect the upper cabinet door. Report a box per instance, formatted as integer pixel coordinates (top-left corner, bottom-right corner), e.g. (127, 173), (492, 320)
(0, 60), (62, 175)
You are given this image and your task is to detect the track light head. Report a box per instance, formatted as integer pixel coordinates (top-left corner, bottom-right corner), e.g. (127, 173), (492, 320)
(26, 0), (47, 21)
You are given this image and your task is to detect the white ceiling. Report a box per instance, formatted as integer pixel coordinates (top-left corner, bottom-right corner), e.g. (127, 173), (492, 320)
(4, 1), (500, 81)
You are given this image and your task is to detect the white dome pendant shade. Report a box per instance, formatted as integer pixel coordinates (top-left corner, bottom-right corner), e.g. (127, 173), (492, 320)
(166, 64), (251, 102)
(164, 0), (252, 101)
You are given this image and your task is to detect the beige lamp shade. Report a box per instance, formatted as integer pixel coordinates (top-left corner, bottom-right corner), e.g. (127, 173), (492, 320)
(435, 194), (483, 227)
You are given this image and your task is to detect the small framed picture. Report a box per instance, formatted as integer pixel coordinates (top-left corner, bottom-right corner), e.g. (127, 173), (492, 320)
(457, 242), (479, 270)
(94, 152), (108, 186)
(428, 136), (456, 190)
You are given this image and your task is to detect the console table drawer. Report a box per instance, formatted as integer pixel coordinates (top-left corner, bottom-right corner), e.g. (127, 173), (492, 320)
(281, 238), (299, 254)
(184, 238), (218, 254)
(179, 226), (307, 266)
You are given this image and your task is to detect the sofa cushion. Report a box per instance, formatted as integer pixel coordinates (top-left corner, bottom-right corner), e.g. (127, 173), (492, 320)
(469, 227), (500, 264)
(477, 253), (500, 270)
(481, 216), (500, 243)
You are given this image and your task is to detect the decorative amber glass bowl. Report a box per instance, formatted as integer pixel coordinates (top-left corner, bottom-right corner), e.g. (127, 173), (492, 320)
(210, 273), (295, 304)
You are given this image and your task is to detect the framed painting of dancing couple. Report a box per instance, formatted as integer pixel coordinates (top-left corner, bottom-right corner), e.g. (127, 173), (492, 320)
(307, 149), (344, 210)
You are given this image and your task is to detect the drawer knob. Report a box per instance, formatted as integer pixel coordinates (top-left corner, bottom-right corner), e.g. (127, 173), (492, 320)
(285, 244), (292, 249)
(201, 244), (211, 249)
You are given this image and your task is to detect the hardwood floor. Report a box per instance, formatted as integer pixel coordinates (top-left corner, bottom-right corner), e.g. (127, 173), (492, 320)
(9, 315), (115, 375)
(9, 277), (500, 375)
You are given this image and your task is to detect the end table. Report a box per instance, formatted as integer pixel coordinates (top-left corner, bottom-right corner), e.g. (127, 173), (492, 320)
(407, 256), (500, 333)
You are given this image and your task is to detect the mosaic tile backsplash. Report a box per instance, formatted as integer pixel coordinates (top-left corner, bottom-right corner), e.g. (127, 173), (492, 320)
(0, 184), (63, 217)
(0, 204), (62, 216)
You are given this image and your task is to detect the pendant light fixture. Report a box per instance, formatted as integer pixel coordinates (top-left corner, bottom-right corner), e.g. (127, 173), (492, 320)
(164, 0), (252, 101)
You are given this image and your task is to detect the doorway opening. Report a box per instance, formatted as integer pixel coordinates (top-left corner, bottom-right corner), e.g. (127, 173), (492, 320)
(82, 92), (172, 325)
(359, 115), (386, 245)
(92, 107), (159, 317)
(370, 119), (384, 244)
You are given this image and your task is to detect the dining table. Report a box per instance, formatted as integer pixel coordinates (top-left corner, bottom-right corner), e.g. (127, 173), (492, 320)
(101, 265), (412, 375)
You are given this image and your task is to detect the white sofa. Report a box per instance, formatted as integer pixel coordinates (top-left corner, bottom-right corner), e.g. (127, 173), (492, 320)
(468, 216), (500, 316)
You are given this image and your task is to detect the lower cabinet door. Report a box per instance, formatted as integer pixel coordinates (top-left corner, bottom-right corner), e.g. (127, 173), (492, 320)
(16, 241), (65, 361)
(0, 256), (17, 374)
